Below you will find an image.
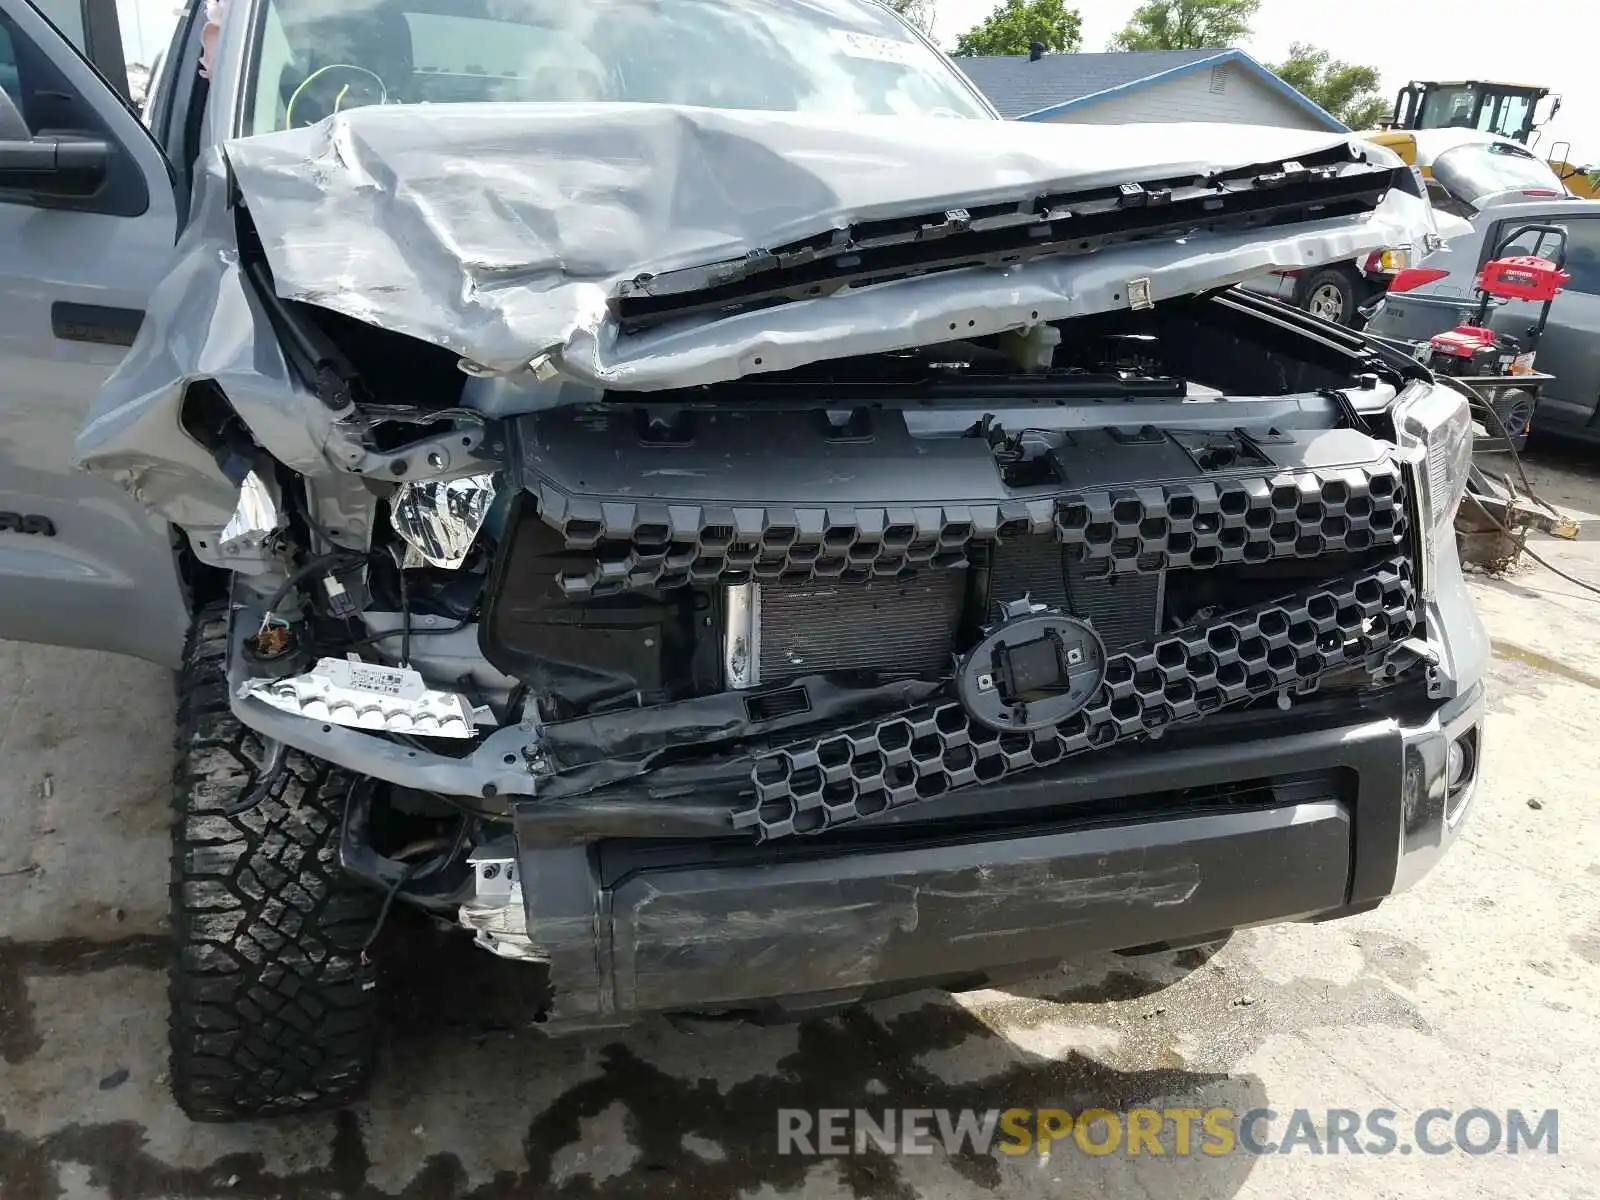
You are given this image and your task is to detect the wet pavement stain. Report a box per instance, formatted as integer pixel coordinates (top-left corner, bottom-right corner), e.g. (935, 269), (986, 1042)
(515, 1009), (1248, 1199)
(0, 936), (166, 1064)
(0, 924), (1428, 1199)
(1491, 640), (1600, 692)
(0, 1008), (1258, 1200)
(1345, 932), (1430, 991)
(0, 1110), (371, 1200)
(1571, 929), (1600, 966)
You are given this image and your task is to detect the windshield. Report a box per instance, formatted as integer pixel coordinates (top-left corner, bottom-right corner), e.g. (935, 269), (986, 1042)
(1431, 142), (1566, 207)
(243, 0), (993, 135)
(1419, 84), (1481, 130)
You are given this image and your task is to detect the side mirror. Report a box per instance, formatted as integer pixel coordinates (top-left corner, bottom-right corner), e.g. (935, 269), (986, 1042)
(0, 87), (110, 200)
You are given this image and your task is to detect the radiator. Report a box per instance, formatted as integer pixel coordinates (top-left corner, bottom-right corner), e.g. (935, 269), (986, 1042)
(753, 572), (966, 684)
(989, 537), (1161, 653)
(734, 536), (1163, 689)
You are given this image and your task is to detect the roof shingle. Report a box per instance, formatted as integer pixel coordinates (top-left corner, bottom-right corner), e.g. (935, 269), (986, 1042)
(953, 49), (1224, 119)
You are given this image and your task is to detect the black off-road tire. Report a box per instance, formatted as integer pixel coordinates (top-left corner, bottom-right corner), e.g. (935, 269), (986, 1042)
(168, 604), (384, 1121)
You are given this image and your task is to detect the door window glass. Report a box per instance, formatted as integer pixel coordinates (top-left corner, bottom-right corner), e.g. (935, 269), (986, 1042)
(1494, 219), (1600, 295)
(29, 0), (85, 50)
(0, 22), (20, 113)
(1488, 93), (1532, 139)
(1558, 220), (1600, 295)
(0, 6), (151, 217)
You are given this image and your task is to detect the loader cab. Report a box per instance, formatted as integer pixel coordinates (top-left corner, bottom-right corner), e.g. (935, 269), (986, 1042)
(1391, 81), (1559, 146)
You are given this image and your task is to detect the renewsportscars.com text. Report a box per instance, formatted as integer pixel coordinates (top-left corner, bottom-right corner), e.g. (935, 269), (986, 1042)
(777, 1107), (1559, 1158)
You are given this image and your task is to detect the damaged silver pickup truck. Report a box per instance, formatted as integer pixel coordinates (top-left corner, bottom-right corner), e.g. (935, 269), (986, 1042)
(0, 0), (1485, 1120)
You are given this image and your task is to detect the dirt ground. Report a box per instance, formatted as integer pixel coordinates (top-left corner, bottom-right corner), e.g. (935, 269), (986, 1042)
(3, 444), (1600, 1199)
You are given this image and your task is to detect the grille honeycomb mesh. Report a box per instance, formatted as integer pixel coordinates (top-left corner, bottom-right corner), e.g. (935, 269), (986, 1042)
(539, 462), (1407, 598)
(1055, 466), (1407, 578)
(730, 556), (1416, 840)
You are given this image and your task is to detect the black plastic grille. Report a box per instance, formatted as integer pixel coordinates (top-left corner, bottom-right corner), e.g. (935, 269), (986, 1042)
(731, 556), (1416, 840)
(1055, 463), (1407, 578)
(540, 462), (1406, 598)
(538, 490), (1025, 599)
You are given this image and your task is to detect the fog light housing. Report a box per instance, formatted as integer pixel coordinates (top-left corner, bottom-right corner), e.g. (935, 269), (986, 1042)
(1445, 727), (1479, 819)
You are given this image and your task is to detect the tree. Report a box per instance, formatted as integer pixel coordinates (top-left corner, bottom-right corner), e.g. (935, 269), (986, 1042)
(952, 0), (1083, 57)
(1109, 0), (1260, 50)
(884, 0), (937, 35)
(1272, 43), (1390, 130)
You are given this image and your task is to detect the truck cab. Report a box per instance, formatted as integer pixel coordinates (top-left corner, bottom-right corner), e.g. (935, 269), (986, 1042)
(1390, 80), (1558, 146)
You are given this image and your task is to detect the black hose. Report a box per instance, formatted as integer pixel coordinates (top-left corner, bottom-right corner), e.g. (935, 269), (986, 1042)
(359, 813), (473, 959)
(342, 617), (473, 651)
(1459, 385), (1600, 601)
(397, 559), (413, 667)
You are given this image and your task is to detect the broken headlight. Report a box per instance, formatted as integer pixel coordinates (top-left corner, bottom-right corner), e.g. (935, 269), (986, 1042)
(391, 473), (497, 569)
(1391, 381), (1472, 598)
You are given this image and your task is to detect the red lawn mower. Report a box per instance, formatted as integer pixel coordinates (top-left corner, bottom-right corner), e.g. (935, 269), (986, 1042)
(1411, 223), (1569, 449)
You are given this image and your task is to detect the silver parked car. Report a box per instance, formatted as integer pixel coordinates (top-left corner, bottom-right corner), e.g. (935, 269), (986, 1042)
(1367, 196), (1600, 440)
(1247, 136), (1569, 328)
(2, 0), (1485, 1122)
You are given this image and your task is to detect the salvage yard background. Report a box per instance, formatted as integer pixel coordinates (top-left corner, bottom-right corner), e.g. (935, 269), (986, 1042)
(3, 449), (1600, 1199)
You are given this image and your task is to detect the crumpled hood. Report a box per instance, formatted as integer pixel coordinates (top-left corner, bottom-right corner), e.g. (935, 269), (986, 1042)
(223, 103), (1440, 389)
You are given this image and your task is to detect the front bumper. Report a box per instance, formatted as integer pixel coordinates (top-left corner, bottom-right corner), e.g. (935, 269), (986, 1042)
(462, 683), (1482, 1025)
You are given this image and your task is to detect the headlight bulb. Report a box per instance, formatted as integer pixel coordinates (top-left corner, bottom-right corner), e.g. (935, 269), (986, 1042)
(1446, 739), (1466, 790)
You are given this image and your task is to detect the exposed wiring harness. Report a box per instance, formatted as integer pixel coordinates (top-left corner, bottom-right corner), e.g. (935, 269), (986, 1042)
(258, 550), (366, 633)
(361, 808), (472, 961)
(257, 533), (479, 657)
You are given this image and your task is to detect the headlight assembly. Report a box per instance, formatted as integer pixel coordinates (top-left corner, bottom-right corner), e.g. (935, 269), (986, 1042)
(1391, 382), (1473, 597)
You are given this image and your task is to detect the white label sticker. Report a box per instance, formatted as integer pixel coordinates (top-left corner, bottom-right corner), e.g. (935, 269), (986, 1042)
(346, 664), (408, 697)
(319, 657), (426, 701)
(831, 29), (920, 65)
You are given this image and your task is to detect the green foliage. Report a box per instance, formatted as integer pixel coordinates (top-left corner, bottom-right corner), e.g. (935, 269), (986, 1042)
(883, 0), (937, 34)
(952, 0), (1084, 57)
(1109, 0), (1260, 50)
(1272, 42), (1390, 129)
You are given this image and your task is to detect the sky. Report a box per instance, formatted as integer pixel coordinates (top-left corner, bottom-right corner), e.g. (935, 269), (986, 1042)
(932, 0), (1599, 163)
(113, 0), (1599, 164)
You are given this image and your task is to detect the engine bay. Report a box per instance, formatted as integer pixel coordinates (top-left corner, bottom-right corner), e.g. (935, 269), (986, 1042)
(275, 294), (1418, 746)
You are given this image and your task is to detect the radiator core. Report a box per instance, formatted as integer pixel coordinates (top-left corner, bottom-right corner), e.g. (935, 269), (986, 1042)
(987, 536), (1161, 653)
(752, 572), (966, 685)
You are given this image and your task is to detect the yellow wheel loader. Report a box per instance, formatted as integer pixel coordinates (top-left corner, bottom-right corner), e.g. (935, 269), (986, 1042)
(1368, 80), (1596, 198)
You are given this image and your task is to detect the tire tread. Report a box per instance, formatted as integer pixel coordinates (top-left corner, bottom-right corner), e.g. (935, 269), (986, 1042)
(168, 604), (382, 1121)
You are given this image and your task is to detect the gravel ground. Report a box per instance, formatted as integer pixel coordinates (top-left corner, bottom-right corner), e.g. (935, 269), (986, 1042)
(3, 448), (1600, 1199)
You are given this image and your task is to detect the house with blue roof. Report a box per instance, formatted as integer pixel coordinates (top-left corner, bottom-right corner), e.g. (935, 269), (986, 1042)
(953, 46), (1346, 131)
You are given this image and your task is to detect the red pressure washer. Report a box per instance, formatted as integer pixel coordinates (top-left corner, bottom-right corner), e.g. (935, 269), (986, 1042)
(1411, 224), (1569, 446)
